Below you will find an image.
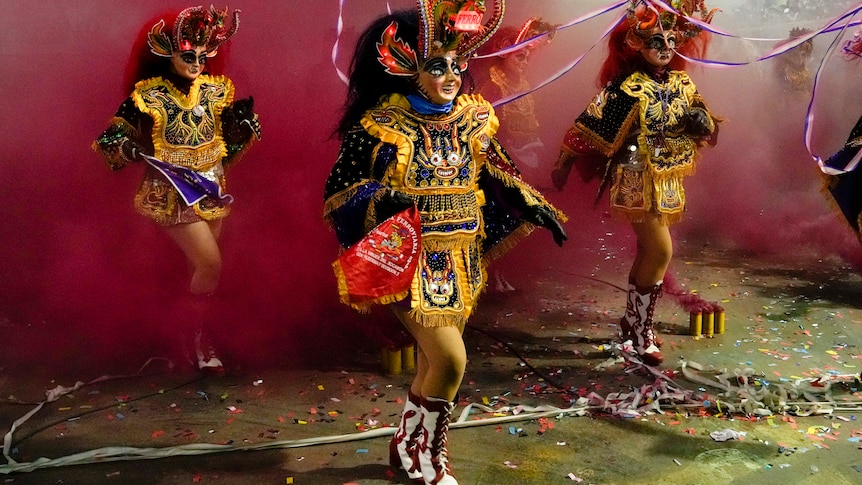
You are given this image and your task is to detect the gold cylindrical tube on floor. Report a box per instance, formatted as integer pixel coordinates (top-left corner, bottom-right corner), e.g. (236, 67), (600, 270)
(382, 347), (402, 375)
(401, 343), (415, 371)
(689, 311), (702, 336)
(715, 308), (726, 334)
(705, 311), (715, 338)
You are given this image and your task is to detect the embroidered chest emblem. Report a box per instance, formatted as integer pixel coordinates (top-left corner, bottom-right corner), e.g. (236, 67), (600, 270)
(143, 82), (226, 147)
(413, 121), (471, 185)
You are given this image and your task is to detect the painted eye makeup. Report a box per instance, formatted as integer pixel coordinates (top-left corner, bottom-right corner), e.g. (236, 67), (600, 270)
(647, 34), (675, 50)
(180, 53), (208, 65)
(423, 58), (464, 77)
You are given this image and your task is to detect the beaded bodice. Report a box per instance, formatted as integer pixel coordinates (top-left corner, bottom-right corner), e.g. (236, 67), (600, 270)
(132, 74), (233, 170)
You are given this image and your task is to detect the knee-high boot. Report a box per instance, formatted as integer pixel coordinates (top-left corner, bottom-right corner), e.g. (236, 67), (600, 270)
(619, 278), (638, 344)
(390, 390), (423, 480)
(417, 396), (457, 485)
(619, 279), (662, 348)
(627, 282), (664, 366)
(174, 294), (225, 375)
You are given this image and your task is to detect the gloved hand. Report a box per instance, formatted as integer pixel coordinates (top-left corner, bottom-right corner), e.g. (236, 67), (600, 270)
(523, 206), (567, 247)
(376, 190), (415, 223)
(684, 108), (712, 137)
(232, 96), (261, 140)
(121, 139), (147, 162)
(233, 96), (254, 120)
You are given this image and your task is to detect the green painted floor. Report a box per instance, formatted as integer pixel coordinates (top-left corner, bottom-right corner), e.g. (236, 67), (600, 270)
(2, 243), (862, 485)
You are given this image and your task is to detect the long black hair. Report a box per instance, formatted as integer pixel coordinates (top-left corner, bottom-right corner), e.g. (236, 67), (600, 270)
(335, 10), (420, 138)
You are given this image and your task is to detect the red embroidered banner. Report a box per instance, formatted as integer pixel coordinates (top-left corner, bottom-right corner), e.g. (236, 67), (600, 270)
(333, 207), (421, 308)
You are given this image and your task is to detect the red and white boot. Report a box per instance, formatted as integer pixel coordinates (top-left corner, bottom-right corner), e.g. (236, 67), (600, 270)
(619, 279), (638, 345)
(621, 282), (664, 366)
(390, 390), (423, 481)
(417, 396), (457, 485)
(194, 329), (225, 376)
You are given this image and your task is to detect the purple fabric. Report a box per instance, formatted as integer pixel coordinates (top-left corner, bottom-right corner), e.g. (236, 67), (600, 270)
(144, 155), (233, 206)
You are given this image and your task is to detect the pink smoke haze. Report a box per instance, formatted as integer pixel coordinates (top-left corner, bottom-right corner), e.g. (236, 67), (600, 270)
(1, 1), (860, 372)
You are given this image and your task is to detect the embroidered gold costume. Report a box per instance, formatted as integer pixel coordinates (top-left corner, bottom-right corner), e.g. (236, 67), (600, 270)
(558, 70), (715, 224)
(487, 65), (539, 148)
(324, 93), (565, 327)
(94, 74), (254, 225)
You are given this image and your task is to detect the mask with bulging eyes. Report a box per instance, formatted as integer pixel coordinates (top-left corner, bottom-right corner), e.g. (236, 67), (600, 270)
(415, 52), (465, 104)
(647, 33), (676, 51)
(180, 51), (208, 65)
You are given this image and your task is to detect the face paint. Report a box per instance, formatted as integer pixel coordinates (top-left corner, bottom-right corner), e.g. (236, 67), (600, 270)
(646, 33), (676, 51)
(503, 49), (531, 73)
(415, 52), (464, 105)
(170, 46), (208, 81)
(641, 33), (675, 69)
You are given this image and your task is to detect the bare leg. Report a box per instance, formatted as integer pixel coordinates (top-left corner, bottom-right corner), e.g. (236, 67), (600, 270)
(392, 306), (466, 401)
(623, 214), (671, 365)
(162, 219), (223, 295)
(630, 214), (673, 287)
(162, 219), (225, 373)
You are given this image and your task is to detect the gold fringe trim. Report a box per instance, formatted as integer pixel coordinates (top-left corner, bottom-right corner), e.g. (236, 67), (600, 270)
(408, 307), (469, 329)
(649, 162), (696, 183)
(421, 233), (481, 252)
(484, 161), (568, 223)
(575, 107), (640, 158)
(322, 182), (372, 224)
(132, 75), (233, 166)
(482, 223), (536, 264)
(332, 258), (411, 314)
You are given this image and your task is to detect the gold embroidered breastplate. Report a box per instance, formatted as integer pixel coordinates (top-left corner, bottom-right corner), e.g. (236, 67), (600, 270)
(363, 94), (496, 239)
(133, 75), (233, 170)
(489, 65), (538, 140)
(622, 71), (699, 173)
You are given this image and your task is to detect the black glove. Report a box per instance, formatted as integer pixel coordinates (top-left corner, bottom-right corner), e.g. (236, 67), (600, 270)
(231, 96), (261, 140)
(684, 108), (712, 137)
(523, 206), (567, 247)
(233, 96), (254, 120)
(376, 190), (415, 223)
(121, 139), (147, 162)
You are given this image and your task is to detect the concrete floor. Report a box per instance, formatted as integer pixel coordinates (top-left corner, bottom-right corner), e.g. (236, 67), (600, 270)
(2, 240), (862, 485)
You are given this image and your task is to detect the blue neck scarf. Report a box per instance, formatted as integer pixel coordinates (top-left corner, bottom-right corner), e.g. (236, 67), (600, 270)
(407, 93), (453, 115)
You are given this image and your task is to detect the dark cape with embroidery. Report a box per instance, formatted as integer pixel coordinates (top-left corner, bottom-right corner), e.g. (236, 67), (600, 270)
(823, 114), (862, 241)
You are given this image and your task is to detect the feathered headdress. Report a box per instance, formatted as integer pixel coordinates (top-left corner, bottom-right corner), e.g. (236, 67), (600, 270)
(512, 17), (557, 47)
(147, 5), (240, 58)
(377, 0), (505, 76)
(626, 0), (718, 49)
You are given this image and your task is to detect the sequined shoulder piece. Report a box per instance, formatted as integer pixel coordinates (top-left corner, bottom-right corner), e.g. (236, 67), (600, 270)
(572, 78), (639, 157)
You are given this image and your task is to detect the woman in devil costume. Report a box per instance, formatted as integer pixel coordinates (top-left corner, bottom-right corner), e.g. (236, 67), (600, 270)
(819, 32), (862, 247)
(324, 2), (566, 483)
(473, 17), (558, 293)
(93, 6), (261, 375)
(474, 17), (558, 173)
(551, 0), (719, 366)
